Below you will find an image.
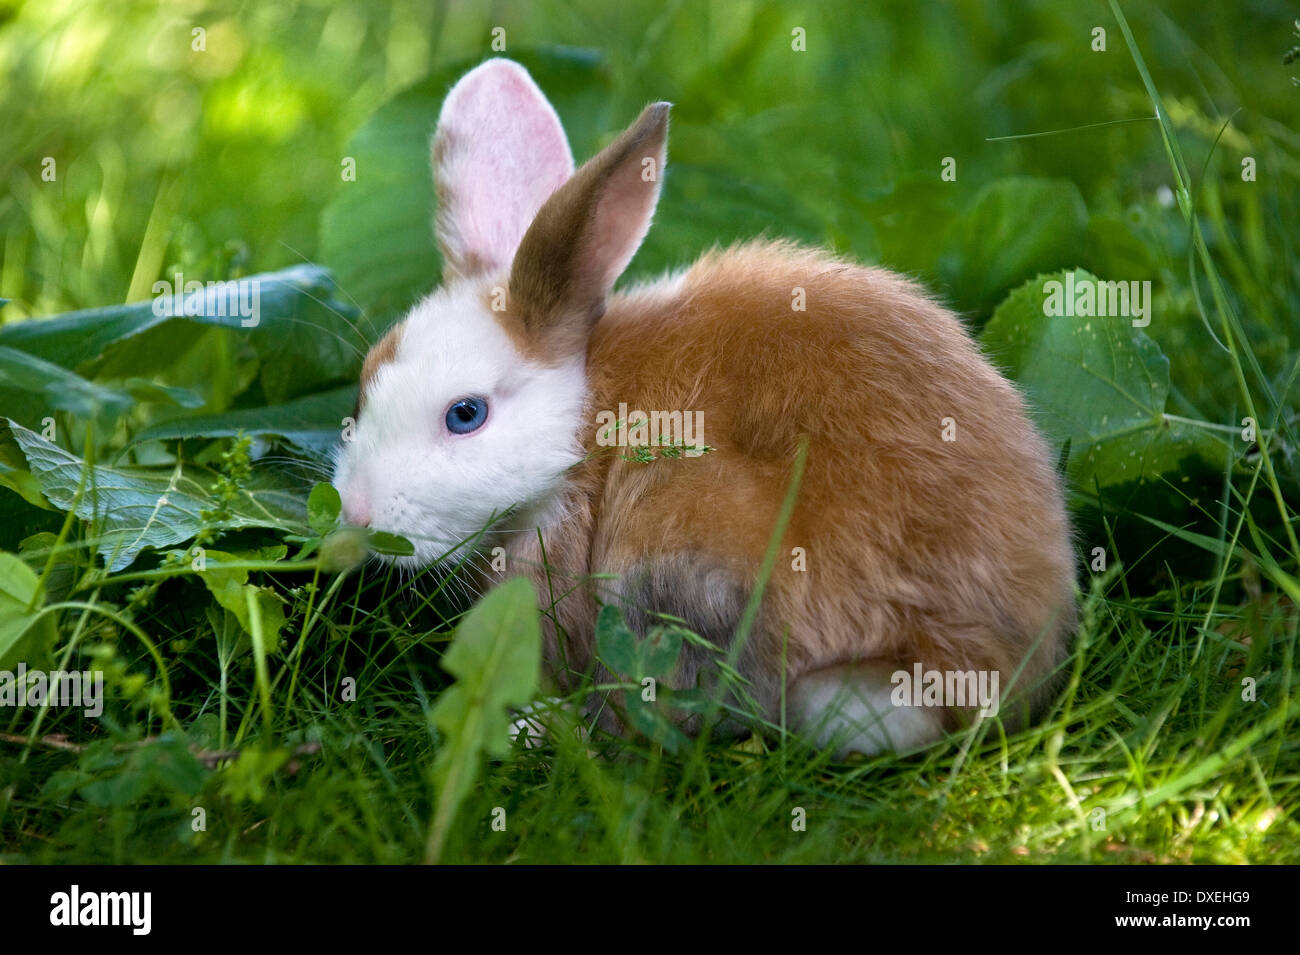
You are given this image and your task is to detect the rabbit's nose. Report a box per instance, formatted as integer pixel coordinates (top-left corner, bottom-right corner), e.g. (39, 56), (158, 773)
(341, 488), (371, 528)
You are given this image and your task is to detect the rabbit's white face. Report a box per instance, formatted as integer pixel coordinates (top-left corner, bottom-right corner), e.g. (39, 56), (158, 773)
(331, 57), (668, 569)
(332, 279), (587, 569)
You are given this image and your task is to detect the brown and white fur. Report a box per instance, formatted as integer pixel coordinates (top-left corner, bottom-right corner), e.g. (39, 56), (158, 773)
(332, 59), (1077, 756)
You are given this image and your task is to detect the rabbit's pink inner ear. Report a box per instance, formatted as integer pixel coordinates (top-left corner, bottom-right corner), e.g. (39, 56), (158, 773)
(432, 59), (575, 282)
(579, 105), (669, 296)
(509, 102), (671, 354)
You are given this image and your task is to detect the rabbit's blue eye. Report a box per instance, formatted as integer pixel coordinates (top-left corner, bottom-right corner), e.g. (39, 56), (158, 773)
(446, 397), (489, 434)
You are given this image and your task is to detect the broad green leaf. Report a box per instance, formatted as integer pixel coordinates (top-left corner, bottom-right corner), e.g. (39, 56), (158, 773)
(195, 550), (288, 651)
(595, 603), (682, 681)
(0, 430), (59, 563)
(0, 345), (134, 423)
(939, 178), (1088, 315)
(0, 459), (50, 511)
(595, 604), (688, 753)
(79, 735), (204, 806)
(5, 419), (307, 570)
(94, 322), (255, 419)
(0, 265), (320, 365)
(143, 734), (206, 796)
(0, 551), (46, 670)
(15, 531), (75, 607)
(980, 269), (1231, 499)
(618, 690), (691, 755)
(79, 769), (148, 807)
(368, 530), (414, 556)
(121, 378), (205, 409)
(0, 265), (363, 406)
(40, 769), (87, 800)
(858, 174), (962, 280)
(595, 603), (640, 676)
(0, 351), (205, 432)
(130, 385), (355, 454)
(307, 483), (342, 536)
(426, 577), (541, 863)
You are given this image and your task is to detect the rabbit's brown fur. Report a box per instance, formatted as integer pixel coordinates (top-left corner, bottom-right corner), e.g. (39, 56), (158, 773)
(497, 238), (1075, 737)
(340, 59), (1076, 752)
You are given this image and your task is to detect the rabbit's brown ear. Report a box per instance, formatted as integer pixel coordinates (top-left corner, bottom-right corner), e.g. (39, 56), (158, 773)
(508, 102), (670, 358)
(432, 59), (575, 282)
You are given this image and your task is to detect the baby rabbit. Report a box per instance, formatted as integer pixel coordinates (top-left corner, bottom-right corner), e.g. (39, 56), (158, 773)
(332, 58), (1077, 756)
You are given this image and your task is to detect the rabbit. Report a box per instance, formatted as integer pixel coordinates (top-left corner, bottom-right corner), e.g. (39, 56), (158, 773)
(331, 58), (1077, 756)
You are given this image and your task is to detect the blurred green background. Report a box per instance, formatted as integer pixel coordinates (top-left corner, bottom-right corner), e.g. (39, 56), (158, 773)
(2, 0), (1300, 866)
(1, 0), (1297, 424)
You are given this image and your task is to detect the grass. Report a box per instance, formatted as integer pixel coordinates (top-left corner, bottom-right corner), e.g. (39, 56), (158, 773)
(3, 547), (1295, 863)
(1, 0), (1299, 863)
